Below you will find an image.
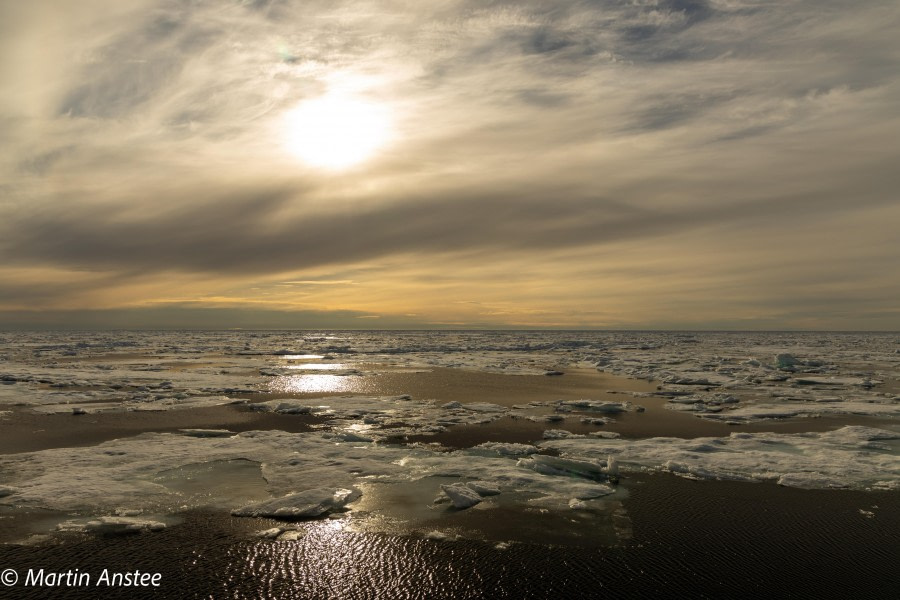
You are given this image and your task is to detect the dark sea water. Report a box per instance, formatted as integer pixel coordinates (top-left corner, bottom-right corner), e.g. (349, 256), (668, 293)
(2, 473), (897, 599)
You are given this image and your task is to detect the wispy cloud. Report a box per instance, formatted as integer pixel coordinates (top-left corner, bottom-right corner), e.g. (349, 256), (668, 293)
(2, 0), (899, 329)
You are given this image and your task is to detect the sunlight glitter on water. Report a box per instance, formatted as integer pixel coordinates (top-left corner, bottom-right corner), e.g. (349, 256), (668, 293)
(268, 374), (371, 394)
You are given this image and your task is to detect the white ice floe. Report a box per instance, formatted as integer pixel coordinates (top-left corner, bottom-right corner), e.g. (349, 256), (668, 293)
(232, 488), (361, 519)
(278, 529), (306, 541)
(542, 429), (585, 439)
(254, 524), (311, 540)
(694, 399), (900, 423)
(0, 427), (630, 521)
(440, 483), (483, 509)
(57, 516), (166, 535)
(542, 425), (900, 490)
(469, 442), (541, 457)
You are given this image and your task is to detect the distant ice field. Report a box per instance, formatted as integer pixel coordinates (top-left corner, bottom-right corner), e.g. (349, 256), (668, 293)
(0, 330), (897, 548)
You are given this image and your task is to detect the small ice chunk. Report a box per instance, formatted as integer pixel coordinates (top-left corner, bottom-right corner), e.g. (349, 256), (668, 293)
(232, 488), (361, 519)
(542, 429), (584, 440)
(278, 530), (305, 541)
(607, 456), (619, 478)
(72, 407), (87, 416)
(440, 483), (483, 509)
(466, 481), (501, 496)
(58, 517), (166, 535)
(425, 530), (455, 541)
(471, 442), (539, 457)
(178, 429), (234, 438)
(858, 509), (875, 519)
(256, 527), (285, 539)
(568, 498), (588, 509)
(442, 401), (463, 409)
(668, 396), (703, 404)
(775, 354), (800, 369)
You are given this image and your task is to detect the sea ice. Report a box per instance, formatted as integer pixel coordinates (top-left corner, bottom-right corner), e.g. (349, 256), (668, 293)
(231, 487), (361, 519)
(57, 516), (166, 535)
(470, 442), (540, 457)
(465, 481), (501, 496)
(517, 454), (608, 480)
(543, 425), (900, 490)
(440, 483), (483, 509)
(543, 430), (585, 439)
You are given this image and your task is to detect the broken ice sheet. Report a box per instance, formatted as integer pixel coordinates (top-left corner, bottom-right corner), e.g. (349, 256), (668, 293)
(542, 426), (900, 490)
(0, 428), (634, 544)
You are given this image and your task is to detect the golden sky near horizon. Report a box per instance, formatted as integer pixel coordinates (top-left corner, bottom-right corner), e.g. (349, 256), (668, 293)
(1, 0), (899, 329)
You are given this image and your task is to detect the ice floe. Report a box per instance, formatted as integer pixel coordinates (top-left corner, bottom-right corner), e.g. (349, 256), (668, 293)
(3, 330), (897, 423)
(57, 516), (167, 536)
(440, 483), (483, 509)
(0, 428), (627, 522)
(542, 425), (900, 490)
(232, 488), (360, 519)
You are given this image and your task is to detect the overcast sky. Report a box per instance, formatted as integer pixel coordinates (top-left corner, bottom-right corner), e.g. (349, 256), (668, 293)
(2, 0), (899, 330)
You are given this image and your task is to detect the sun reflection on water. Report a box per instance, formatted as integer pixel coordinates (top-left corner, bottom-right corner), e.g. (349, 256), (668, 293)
(268, 374), (371, 394)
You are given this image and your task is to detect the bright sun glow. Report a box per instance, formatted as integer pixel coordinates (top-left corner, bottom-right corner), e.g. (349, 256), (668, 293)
(282, 92), (392, 169)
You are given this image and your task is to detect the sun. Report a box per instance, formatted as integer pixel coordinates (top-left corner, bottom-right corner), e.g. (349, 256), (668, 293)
(282, 92), (392, 169)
